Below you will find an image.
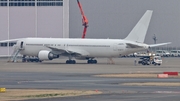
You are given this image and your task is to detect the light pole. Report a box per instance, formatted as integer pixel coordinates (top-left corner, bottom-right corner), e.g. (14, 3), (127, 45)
(8, 0), (9, 56)
(152, 34), (158, 52)
(152, 34), (157, 44)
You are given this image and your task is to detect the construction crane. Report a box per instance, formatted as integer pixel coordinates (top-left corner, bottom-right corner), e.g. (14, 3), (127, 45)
(77, 0), (114, 64)
(77, 0), (88, 38)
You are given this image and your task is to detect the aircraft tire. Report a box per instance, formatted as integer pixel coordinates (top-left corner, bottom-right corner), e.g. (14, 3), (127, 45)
(93, 60), (97, 64)
(35, 59), (39, 62)
(22, 58), (26, 62)
(87, 60), (97, 64)
(87, 60), (91, 64)
(66, 60), (69, 64)
(66, 60), (76, 64)
(72, 60), (76, 64)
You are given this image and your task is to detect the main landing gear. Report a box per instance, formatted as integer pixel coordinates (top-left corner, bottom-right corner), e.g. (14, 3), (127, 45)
(66, 55), (97, 64)
(87, 59), (97, 64)
(66, 59), (97, 64)
(66, 60), (76, 64)
(66, 55), (76, 64)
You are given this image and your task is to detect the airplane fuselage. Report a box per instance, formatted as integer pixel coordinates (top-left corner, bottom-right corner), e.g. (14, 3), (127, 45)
(16, 38), (147, 58)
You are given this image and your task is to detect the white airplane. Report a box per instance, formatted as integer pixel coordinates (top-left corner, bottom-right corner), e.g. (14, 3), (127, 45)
(0, 10), (171, 64)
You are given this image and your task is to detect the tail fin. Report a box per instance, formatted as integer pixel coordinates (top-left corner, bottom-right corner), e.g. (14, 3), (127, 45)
(124, 10), (153, 43)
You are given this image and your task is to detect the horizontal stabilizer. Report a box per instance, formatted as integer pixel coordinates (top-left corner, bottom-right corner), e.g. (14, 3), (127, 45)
(149, 42), (171, 47)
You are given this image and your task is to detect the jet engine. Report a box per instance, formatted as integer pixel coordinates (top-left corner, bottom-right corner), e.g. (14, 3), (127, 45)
(38, 50), (59, 60)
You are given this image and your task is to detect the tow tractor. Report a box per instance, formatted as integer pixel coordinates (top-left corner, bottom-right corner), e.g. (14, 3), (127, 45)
(138, 55), (162, 66)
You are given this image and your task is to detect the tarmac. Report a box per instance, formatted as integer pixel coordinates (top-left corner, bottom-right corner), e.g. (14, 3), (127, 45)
(0, 57), (180, 101)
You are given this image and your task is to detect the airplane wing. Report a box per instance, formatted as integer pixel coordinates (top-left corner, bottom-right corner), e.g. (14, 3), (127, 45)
(149, 42), (171, 47)
(67, 48), (90, 56)
(126, 43), (144, 48)
(45, 46), (90, 56)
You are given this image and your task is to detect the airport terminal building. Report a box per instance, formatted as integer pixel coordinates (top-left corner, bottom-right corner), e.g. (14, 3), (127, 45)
(0, 0), (69, 55)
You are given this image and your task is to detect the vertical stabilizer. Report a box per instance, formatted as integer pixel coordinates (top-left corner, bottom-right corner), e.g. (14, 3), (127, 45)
(124, 10), (153, 43)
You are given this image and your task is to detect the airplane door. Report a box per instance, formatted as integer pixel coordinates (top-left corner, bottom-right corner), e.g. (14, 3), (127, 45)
(114, 43), (125, 51)
(112, 43), (125, 57)
(64, 44), (68, 50)
(117, 44), (122, 51)
(20, 41), (24, 49)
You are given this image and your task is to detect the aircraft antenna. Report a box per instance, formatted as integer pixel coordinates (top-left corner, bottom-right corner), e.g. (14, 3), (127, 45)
(77, 0), (88, 38)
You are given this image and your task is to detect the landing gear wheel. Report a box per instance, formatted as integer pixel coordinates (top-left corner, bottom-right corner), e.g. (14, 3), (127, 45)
(22, 58), (26, 62)
(93, 60), (97, 64)
(72, 60), (76, 64)
(22, 55), (26, 62)
(66, 60), (69, 64)
(66, 60), (76, 64)
(87, 60), (97, 64)
(87, 60), (91, 64)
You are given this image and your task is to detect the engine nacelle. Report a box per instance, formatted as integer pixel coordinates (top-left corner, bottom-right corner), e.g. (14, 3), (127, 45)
(38, 50), (59, 60)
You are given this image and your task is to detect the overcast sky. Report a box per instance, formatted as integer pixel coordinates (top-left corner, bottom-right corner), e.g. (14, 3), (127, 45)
(69, 0), (180, 47)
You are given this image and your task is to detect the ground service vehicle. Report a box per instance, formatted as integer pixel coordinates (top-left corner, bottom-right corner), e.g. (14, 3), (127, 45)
(170, 50), (180, 57)
(138, 56), (162, 66)
(155, 50), (170, 57)
(151, 56), (162, 65)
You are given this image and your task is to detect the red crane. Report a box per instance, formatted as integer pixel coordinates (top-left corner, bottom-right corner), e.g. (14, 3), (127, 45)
(77, 0), (88, 38)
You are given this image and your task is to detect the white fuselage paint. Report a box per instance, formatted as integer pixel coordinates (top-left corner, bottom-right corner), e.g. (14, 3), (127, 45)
(16, 38), (148, 58)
